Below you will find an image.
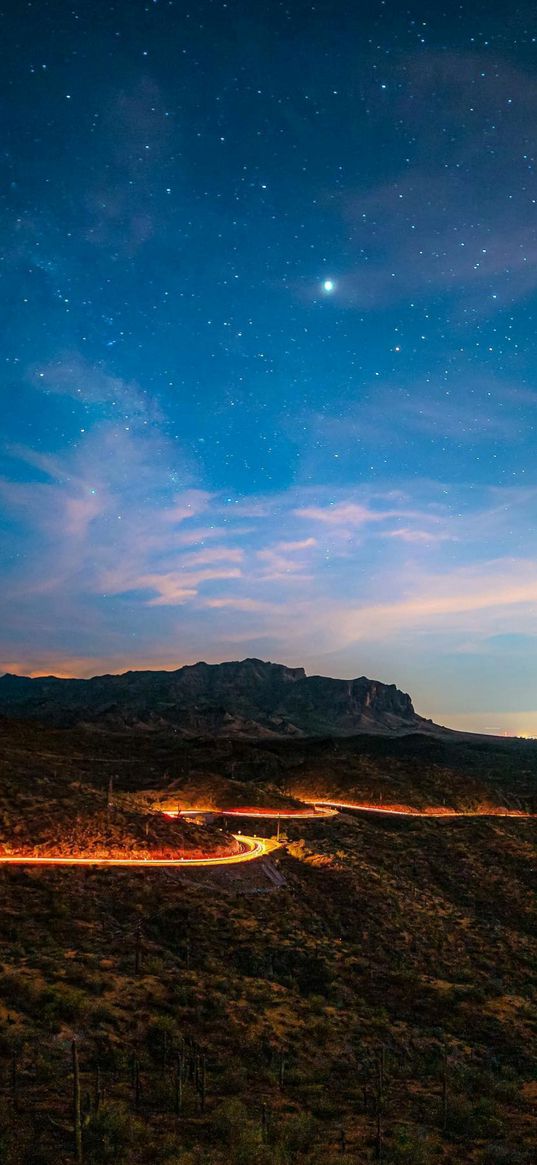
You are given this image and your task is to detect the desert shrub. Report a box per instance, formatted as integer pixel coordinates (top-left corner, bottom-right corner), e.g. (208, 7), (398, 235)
(86, 999), (118, 1027)
(144, 1013), (179, 1055)
(211, 1099), (267, 1165)
(64, 964), (105, 994)
(212, 1098), (253, 1146)
(84, 1101), (144, 1163)
(143, 955), (167, 976)
(295, 957), (330, 997)
(309, 1016), (331, 1046)
(0, 970), (44, 1011)
(217, 1062), (249, 1095)
(446, 1095), (504, 1140)
(307, 994), (326, 1014)
(273, 1112), (317, 1153)
(173, 1153), (215, 1165)
(232, 1126), (268, 1165)
(387, 1124), (434, 1164)
(0, 1112), (49, 1165)
(479, 1145), (532, 1165)
(306, 1154), (347, 1165)
(41, 984), (89, 1024)
(308, 1090), (341, 1120)
(490, 1076), (522, 1103)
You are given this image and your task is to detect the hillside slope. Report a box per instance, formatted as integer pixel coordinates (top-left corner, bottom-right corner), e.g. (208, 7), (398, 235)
(0, 717), (535, 1164)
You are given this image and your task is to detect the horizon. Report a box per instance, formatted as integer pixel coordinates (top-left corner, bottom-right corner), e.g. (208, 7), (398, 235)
(1, 654), (536, 740)
(2, 4), (537, 737)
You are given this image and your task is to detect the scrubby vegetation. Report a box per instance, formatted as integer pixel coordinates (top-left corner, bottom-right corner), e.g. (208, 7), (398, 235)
(0, 718), (535, 1162)
(0, 722), (239, 859)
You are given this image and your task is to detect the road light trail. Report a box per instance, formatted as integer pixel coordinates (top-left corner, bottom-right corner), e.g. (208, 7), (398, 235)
(166, 805), (337, 819)
(0, 835), (269, 868)
(166, 801), (534, 820)
(307, 799), (535, 818)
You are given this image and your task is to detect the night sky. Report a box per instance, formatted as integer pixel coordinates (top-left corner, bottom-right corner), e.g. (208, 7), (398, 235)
(2, 1), (537, 734)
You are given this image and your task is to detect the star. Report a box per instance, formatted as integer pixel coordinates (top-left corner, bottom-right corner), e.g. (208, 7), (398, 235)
(322, 279), (335, 293)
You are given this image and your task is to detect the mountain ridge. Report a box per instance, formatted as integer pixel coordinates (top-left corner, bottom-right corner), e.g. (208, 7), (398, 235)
(0, 657), (437, 737)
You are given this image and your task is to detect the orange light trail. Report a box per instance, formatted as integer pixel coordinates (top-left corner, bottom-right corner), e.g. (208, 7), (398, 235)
(0, 835), (269, 868)
(164, 801), (534, 820)
(307, 799), (535, 819)
(166, 805), (337, 819)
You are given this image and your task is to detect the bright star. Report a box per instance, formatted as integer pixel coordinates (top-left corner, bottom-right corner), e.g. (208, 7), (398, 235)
(322, 279), (335, 293)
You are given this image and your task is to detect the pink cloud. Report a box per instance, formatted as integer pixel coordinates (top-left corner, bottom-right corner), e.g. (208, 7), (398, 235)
(257, 540), (316, 575)
(294, 502), (376, 526)
(163, 490), (214, 523)
(295, 502), (423, 529)
(273, 537), (318, 551)
(135, 568), (243, 606)
(203, 597), (274, 612)
(181, 546), (244, 567)
(382, 527), (454, 545)
(336, 559), (537, 643)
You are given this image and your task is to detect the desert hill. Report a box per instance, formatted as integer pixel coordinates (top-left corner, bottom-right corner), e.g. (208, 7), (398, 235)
(0, 716), (535, 1163)
(0, 657), (433, 736)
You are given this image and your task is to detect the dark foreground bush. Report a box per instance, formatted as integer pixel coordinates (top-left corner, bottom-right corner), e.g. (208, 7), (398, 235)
(386, 1125), (434, 1164)
(84, 1102), (144, 1164)
(480, 1145), (533, 1165)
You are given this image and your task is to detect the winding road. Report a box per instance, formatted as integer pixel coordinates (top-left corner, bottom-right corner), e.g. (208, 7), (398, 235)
(167, 800), (534, 821)
(0, 835), (270, 868)
(166, 805), (337, 819)
(2, 800), (532, 870)
(306, 799), (534, 819)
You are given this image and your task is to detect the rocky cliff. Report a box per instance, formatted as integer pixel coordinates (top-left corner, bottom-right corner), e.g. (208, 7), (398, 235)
(0, 657), (428, 736)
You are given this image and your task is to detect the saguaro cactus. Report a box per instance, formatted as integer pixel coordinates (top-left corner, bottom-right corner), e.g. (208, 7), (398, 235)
(378, 1045), (386, 1099)
(72, 1040), (83, 1164)
(134, 922), (142, 976)
(375, 1051), (384, 1163)
(375, 1100), (383, 1162)
(441, 1047), (449, 1131)
(10, 1052), (18, 1113)
(278, 1051), (286, 1090)
(174, 1053), (183, 1117)
(197, 1053), (206, 1113)
(94, 1064), (102, 1113)
(132, 1057), (141, 1112)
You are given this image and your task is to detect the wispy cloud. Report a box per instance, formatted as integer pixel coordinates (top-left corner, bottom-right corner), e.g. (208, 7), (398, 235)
(257, 536), (317, 577)
(2, 422), (537, 731)
(133, 569), (243, 607)
(163, 492), (214, 524)
(180, 547), (244, 567)
(204, 597), (274, 612)
(334, 559), (537, 642)
(382, 527), (455, 545)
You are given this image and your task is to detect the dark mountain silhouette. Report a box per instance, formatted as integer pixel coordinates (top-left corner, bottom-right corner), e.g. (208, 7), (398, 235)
(0, 657), (437, 736)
